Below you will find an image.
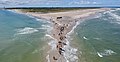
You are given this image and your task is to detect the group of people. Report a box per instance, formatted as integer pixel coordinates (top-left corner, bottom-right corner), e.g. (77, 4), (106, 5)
(52, 17), (69, 61)
(57, 25), (67, 55)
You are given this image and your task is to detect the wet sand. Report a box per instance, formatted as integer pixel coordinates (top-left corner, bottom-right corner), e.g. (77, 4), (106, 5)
(12, 8), (109, 62)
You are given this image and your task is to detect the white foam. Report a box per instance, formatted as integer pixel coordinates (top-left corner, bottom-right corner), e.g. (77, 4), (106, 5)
(102, 49), (116, 56)
(38, 25), (52, 32)
(48, 40), (57, 50)
(63, 39), (78, 62)
(17, 27), (38, 35)
(67, 21), (81, 36)
(116, 8), (120, 11)
(103, 9), (116, 15)
(35, 18), (51, 24)
(94, 13), (102, 18)
(45, 34), (57, 50)
(97, 49), (116, 57)
(63, 21), (82, 62)
(46, 55), (50, 62)
(83, 36), (88, 40)
(42, 25), (51, 28)
(45, 34), (54, 39)
(93, 38), (101, 40)
(107, 11), (120, 25)
(104, 9), (120, 24)
(39, 24), (53, 33)
(108, 12), (120, 21)
(110, 10), (116, 12)
(97, 52), (103, 57)
(45, 34), (57, 62)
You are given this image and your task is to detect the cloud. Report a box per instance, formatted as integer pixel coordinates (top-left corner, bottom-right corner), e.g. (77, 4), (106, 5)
(69, 0), (99, 5)
(0, 0), (60, 6)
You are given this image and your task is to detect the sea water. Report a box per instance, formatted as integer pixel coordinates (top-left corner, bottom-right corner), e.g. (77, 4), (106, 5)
(0, 10), (52, 62)
(0, 8), (120, 62)
(73, 8), (120, 62)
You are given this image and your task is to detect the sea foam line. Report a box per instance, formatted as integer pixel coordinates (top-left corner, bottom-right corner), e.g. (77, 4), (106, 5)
(108, 12), (120, 21)
(63, 39), (78, 62)
(16, 27), (39, 35)
(46, 55), (50, 62)
(63, 20), (82, 62)
(67, 20), (81, 36)
(45, 34), (58, 62)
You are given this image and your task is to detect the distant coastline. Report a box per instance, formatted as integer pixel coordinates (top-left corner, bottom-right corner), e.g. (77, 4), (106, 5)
(5, 7), (102, 13)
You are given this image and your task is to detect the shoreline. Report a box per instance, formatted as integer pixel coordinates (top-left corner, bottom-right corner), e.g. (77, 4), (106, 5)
(10, 8), (109, 62)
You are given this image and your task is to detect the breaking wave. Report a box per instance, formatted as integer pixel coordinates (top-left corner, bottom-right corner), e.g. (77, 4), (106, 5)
(64, 21), (82, 62)
(83, 36), (88, 40)
(94, 13), (102, 18)
(45, 34), (57, 50)
(97, 49), (116, 57)
(63, 39), (78, 62)
(16, 27), (39, 35)
(109, 12), (120, 24)
(108, 12), (120, 21)
(35, 18), (51, 24)
(104, 9), (120, 24)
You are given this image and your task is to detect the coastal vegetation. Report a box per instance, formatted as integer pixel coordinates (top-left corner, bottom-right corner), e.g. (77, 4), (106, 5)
(5, 7), (100, 13)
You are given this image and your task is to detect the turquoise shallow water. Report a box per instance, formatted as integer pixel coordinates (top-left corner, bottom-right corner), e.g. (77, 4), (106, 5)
(74, 8), (120, 62)
(0, 10), (51, 62)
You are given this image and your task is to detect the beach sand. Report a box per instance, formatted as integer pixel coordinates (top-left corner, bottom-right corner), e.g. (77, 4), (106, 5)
(13, 8), (109, 62)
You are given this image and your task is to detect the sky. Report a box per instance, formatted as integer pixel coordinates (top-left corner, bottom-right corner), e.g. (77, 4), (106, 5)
(0, 0), (120, 7)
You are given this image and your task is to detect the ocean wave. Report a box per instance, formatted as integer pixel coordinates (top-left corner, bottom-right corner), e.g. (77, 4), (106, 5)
(35, 18), (51, 24)
(63, 39), (78, 62)
(97, 52), (103, 57)
(103, 9), (117, 15)
(116, 8), (120, 11)
(106, 11), (120, 24)
(45, 34), (58, 62)
(64, 21), (82, 62)
(46, 55), (50, 62)
(67, 20), (81, 36)
(41, 25), (51, 28)
(97, 49), (116, 57)
(108, 12), (120, 21)
(94, 13), (102, 18)
(83, 36), (88, 40)
(38, 25), (53, 33)
(45, 34), (54, 39)
(16, 27), (38, 35)
(48, 40), (57, 50)
(93, 38), (101, 40)
(45, 34), (57, 50)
